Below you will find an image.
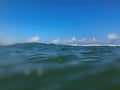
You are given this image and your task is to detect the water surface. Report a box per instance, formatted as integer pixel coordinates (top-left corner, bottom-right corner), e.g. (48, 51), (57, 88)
(0, 43), (120, 90)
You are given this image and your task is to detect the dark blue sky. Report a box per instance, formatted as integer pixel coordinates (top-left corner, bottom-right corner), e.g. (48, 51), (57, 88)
(0, 0), (120, 43)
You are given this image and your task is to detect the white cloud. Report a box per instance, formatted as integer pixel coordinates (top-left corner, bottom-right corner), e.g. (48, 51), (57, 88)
(108, 33), (118, 39)
(63, 37), (77, 43)
(78, 38), (86, 43)
(71, 37), (77, 42)
(52, 38), (61, 44)
(92, 37), (96, 41)
(27, 36), (40, 43)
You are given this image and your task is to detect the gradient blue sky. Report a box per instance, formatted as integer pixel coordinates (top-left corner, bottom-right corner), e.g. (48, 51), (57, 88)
(0, 0), (120, 44)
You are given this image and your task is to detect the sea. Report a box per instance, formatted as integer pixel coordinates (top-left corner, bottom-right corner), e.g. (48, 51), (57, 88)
(0, 43), (120, 90)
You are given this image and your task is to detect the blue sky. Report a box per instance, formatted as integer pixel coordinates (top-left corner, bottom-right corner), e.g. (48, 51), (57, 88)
(0, 0), (120, 44)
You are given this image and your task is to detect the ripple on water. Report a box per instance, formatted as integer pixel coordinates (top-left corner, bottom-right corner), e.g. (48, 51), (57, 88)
(0, 43), (120, 90)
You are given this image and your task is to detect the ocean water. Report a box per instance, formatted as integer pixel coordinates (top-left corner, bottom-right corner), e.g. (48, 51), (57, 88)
(0, 43), (120, 90)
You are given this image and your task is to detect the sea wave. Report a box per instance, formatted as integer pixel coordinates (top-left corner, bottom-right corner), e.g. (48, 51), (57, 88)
(0, 43), (120, 90)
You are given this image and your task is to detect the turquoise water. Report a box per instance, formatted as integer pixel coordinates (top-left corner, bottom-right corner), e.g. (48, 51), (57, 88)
(0, 43), (120, 90)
